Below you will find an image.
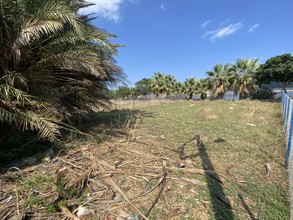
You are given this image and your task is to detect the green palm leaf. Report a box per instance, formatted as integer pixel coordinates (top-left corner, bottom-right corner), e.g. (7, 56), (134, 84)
(0, 107), (60, 140)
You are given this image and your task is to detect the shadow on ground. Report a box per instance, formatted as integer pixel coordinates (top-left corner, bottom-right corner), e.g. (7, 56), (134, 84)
(172, 136), (200, 160)
(75, 109), (152, 135)
(196, 135), (235, 220)
(0, 109), (152, 170)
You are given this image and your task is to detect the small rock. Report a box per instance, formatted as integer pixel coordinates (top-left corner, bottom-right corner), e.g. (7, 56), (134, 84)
(77, 206), (90, 218)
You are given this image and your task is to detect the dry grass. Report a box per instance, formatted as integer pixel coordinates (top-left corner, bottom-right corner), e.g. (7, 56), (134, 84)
(0, 100), (289, 220)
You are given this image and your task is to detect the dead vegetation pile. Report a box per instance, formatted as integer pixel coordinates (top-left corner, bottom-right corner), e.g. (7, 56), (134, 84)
(0, 129), (231, 220)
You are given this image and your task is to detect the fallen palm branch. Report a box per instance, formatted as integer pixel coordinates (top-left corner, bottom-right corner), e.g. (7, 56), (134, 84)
(145, 161), (167, 217)
(96, 160), (150, 220)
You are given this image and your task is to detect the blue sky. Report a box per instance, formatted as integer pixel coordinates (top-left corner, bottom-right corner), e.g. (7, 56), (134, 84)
(80, 0), (293, 86)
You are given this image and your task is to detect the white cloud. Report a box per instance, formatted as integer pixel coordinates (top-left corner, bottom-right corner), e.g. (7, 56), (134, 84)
(248, 23), (260, 33)
(78, 0), (138, 22)
(203, 22), (243, 41)
(160, 3), (166, 10)
(128, 0), (140, 4)
(201, 20), (210, 28)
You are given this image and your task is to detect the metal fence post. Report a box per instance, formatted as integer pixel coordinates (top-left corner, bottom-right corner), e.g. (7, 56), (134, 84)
(285, 102), (293, 166)
(285, 98), (291, 132)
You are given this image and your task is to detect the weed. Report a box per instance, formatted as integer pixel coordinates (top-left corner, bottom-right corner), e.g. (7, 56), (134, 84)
(57, 199), (68, 207)
(8, 172), (22, 182)
(26, 194), (44, 207)
(45, 204), (57, 213)
(24, 175), (54, 191)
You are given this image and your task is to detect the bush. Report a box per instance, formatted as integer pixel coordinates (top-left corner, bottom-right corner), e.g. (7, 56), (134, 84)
(251, 88), (276, 100)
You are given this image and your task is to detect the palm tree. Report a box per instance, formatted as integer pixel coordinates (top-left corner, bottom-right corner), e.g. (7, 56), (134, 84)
(0, 0), (124, 139)
(149, 73), (163, 97)
(149, 73), (176, 97)
(164, 74), (177, 96)
(206, 64), (234, 99)
(183, 77), (197, 100)
(173, 82), (184, 95)
(233, 58), (259, 98)
(195, 79), (209, 100)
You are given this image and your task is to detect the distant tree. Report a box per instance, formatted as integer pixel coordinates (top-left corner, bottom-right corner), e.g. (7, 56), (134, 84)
(149, 73), (176, 96)
(115, 86), (131, 98)
(206, 64), (233, 98)
(233, 58), (259, 98)
(195, 79), (209, 100)
(106, 89), (116, 99)
(255, 54), (293, 93)
(134, 78), (151, 96)
(173, 82), (184, 95)
(183, 77), (197, 100)
(129, 87), (137, 97)
(149, 73), (163, 96)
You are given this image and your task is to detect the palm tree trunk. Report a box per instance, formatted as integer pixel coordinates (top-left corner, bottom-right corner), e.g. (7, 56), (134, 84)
(188, 94), (193, 100)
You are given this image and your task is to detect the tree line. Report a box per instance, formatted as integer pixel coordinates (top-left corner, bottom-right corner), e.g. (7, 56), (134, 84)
(112, 54), (293, 100)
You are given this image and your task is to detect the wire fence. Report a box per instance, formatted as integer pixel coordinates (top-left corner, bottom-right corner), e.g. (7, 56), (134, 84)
(109, 91), (242, 110)
(110, 97), (185, 110)
(281, 91), (293, 220)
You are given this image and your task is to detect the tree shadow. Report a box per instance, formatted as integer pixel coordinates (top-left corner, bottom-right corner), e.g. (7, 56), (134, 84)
(196, 135), (234, 220)
(75, 109), (152, 135)
(0, 125), (59, 171)
(0, 109), (153, 171)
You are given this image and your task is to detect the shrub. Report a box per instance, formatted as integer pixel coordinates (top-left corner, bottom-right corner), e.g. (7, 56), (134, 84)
(251, 88), (276, 100)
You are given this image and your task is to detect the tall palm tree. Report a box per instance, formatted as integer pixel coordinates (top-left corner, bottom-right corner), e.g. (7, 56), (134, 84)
(183, 77), (197, 100)
(0, 0), (124, 139)
(206, 64), (234, 98)
(233, 58), (259, 98)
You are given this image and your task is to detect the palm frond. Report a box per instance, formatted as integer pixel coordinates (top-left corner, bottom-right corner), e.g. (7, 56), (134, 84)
(0, 84), (33, 105)
(16, 20), (64, 46)
(15, 1), (84, 46)
(0, 107), (60, 140)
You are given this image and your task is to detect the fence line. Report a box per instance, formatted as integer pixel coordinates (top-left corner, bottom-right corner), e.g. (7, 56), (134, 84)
(281, 91), (293, 220)
(110, 98), (184, 110)
(282, 91), (293, 166)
